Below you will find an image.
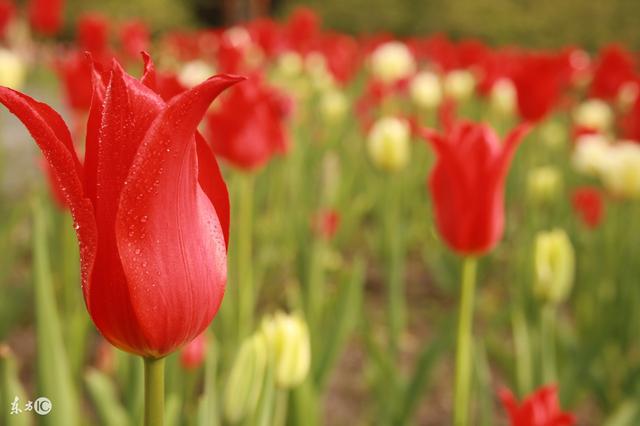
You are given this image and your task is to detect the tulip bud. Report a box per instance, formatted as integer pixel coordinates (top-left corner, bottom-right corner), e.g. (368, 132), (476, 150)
(443, 70), (476, 101)
(369, 41), (416, 84)
(527, 166), (562, 204)
(572, 134), (611, 176)
(180, 332), (206, 370)
(223, 333), (268, 423)
(599, 141), (640, 199)
(573, 99), (613, 133)
(0, 48), (25, 89)
(534, 229), (575, 305)
(178, 60), (215, 88)
(367, 116), (410, 172)
(261, 312), (311, 388)
(320, 89), (348, 123)
(490, 78), (517, 116)
(540, 120), (567, 150)
(409, 71), (442, 109)
(277, 51), (304, 78)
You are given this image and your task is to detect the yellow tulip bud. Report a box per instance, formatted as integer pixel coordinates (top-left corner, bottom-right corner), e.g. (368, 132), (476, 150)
(599, 141), (640, 199)
(369, 41), (416, 84)
(0, 49), (25, 89)
(223, 333), (268, 423)
(539, 120), (567, 150)
(573, 99), (613, 133)
(443, 70), (475, 101)
(409, 71), (442, 109)
(572, 134), (611, 176)
(261, 312), (311, 388)
(320, 90), (348, 123)
(534, 229), (575, 305)
(490, 78), (517, 116)
(367, 117), (410, 172)
(527, 166), (562, 204)
(178, 60), (215, 89)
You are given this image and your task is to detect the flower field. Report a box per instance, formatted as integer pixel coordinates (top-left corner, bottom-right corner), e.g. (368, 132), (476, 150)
(1, 2), (640, 425)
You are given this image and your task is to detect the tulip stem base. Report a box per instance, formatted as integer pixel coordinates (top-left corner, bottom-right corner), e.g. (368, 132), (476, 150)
(453, 257), (478, 426)
(144, 357), (165, 426)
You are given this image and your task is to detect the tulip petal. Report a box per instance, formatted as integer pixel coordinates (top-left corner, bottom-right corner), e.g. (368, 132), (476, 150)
(83, 60), (108, 202)
(196, 132), (230, 249)
(84, 61), (169, 355)
(0, 87), (98, 298)
(116, 75), (243, 356)
(140, 51), (156, 90)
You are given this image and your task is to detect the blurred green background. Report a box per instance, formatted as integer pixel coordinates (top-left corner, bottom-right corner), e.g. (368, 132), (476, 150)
(60, 0), (640, 50)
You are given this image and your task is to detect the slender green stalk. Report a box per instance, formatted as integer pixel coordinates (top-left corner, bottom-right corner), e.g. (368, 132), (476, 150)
(144, 357), (165, 426)
(238, 173), (255, 339)
(512, 308), (533, 394)
(272, 389), (289, 426)
(541, 305), (557, 383)
(453, 257), (478, 426)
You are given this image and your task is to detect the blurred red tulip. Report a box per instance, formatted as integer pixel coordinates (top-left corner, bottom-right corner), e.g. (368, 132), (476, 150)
(180, 331), (206, 370)
(77, 13), (110, 57)
(0, 0), (15, 38)
(589, 44), (636, 100)
(55, 50), (94, 113)
(248, 18), (282, 59)
(28, 0), (64, 36)
(285, 7), (320, 54)
(312, 209), (340, 240)
(119, 20), (150, 60)
(0, 55), (242, 357)
(499, 385), (575, 426)
(207, 73), (291, 171)
(572, 187), (604, 229)
(512, 53), (571, 122)
(320, 33), (361, 85)
(418, 121), (530, 255)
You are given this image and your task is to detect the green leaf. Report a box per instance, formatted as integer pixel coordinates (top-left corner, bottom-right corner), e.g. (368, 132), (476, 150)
(85, 368), (130, 426)
(0, 345), (29, 426)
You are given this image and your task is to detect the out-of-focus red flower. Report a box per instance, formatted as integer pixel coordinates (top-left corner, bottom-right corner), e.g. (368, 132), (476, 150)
(418, 121), (531, 255)
(499, 385), (575, 426)
(207, 73), (291, 171)
(95, 338), (115, 373)
(511, 53), (570, 122)
(0, 54), (242, 357)
(621, 88), (640, 141)
(284, 7), (320, 54)
(248, 18), (282, 59)
(77, 13), (110, 56)
(320, 33), (361, 85)
(572, 187), (604, 229)
(28, 0), (64, 36)
(0, 0), (15, 38)
(589, 44), (636, 100)
(180, 331), (206, 369)
(356, 77), (410, 131)
(120, 20), (150, 60)
(55, 50), (94, 113)
(312, 209), (340, 240)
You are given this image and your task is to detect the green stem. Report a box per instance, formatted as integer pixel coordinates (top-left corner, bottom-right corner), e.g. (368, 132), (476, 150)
(541, 305), (557, 383)
(238, 174), (255, 339)
(453, 257), (478, 426)
(512, 307), (533, 395)
(144, 357), (165, 426)
(385, 176), (405, 357)
(272, 389), (289, 426)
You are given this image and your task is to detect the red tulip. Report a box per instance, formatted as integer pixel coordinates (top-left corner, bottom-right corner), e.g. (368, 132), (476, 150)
(0, 0), (15, 39)
(180, 331), (206, 369)
(418, 121), (530, 255)
(206, 73), (290, 171)
(572, 187), (604, 229)
(0, 54), (243, 357)
(511, 53), (571, 122)
(119, 20), (150, 60)
(77, 13), (110, 57)
(499, 385), (575, 426)
(55, 50), (94, 113)
(28, 0), (64, 36)
(312, 209), (340, 240)
(284, 7), (320, 55)
(589, 44), (636, 100)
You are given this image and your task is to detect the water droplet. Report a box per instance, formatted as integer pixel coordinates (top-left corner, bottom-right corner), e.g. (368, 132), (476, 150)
(134, 248), (141, 255)
(140, 216), (148, 223)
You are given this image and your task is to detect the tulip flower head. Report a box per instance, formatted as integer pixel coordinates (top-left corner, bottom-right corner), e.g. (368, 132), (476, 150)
(443, 69), (476, 102)
(571, 187), (604, 229)
(180, 331), (207, 370)
(367, 116), (411, 172)
(572, 99), (613, 133)
(28, 0), (64, 35)
(419, 121), (531, 255)
(490, 78), (517, 116)
(369, 41), (416, 84)
(0, 54), (243, 358)
(410, 71), (443, 109)
(527, 166), (562, 204)
(499, 385), (575, 426)
(534, 229), (575, 305)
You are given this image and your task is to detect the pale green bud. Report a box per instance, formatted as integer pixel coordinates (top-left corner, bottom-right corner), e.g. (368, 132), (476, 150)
(367, 116), (410, 172)
(223, 333), (268, 423)
(261, 312), (311, 388)
(527, 166), (562, 204)
(534, 229), (575, 305)
(369, 41), (416, 84)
